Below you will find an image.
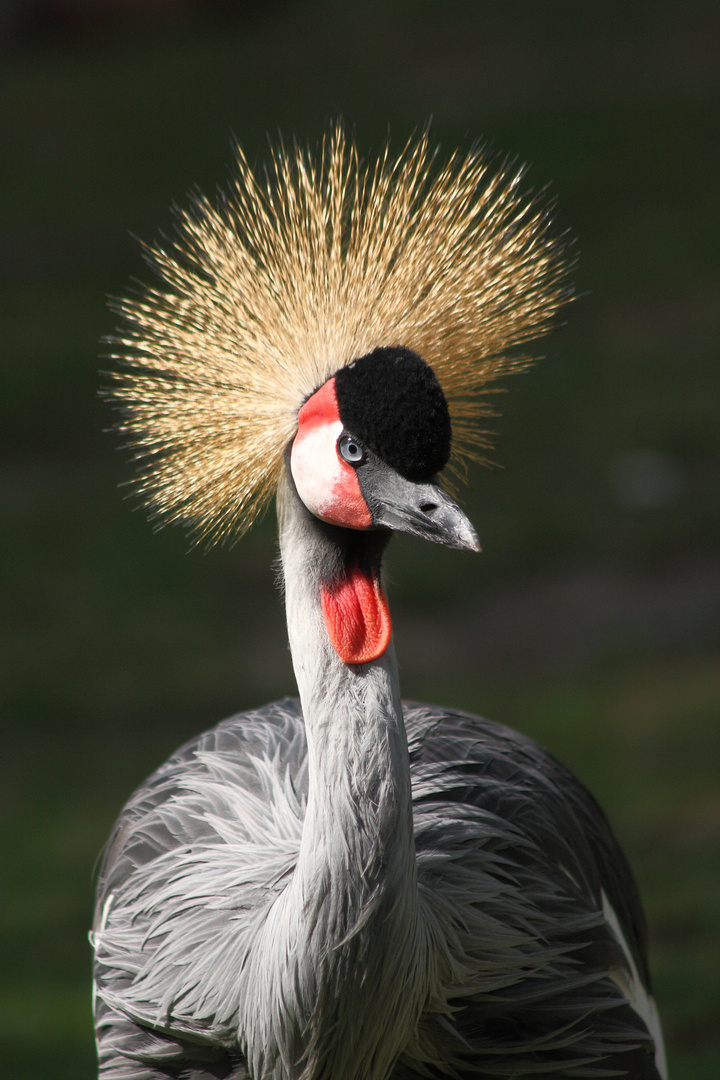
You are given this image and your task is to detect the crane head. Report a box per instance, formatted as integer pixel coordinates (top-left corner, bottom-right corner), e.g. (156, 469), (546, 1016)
(290, 345), (479, 552)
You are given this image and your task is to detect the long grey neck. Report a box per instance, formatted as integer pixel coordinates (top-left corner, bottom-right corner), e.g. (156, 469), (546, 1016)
(279, 473), (407, 823)
(239, 473), (426, 1080)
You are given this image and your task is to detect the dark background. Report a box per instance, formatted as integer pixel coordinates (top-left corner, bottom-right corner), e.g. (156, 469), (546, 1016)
(2, 2), (718, 1077)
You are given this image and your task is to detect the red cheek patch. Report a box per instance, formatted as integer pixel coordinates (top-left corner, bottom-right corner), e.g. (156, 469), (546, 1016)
(297, 377), (341, 428)
(321, 564), (392, 665)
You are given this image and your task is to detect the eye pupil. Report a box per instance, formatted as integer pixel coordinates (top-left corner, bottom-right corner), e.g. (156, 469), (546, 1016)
(338, 432), (366, 466)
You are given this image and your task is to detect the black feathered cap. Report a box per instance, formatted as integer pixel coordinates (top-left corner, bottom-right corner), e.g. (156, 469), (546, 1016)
(334, 346), (451, 482)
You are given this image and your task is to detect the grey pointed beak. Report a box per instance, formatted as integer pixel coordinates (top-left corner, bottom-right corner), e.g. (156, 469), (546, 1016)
(361, 466), (480, 553)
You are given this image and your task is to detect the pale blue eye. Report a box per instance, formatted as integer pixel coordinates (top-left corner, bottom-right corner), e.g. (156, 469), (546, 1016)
(337, 432), (367, 466)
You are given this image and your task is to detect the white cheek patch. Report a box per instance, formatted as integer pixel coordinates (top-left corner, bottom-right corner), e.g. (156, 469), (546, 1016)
(290, 419), (346, 520)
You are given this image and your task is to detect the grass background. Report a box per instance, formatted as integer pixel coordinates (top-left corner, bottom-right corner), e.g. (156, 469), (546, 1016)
(1, 1), (718, 1076)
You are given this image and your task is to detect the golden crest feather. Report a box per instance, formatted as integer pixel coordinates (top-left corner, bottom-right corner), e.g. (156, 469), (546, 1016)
(110, 126), (571, 543)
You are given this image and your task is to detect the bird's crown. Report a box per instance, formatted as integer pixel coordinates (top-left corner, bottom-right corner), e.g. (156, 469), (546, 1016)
(109, 126), (571, 543)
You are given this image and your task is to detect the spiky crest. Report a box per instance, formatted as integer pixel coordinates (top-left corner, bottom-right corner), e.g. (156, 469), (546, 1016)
(109, 125), (571, 543)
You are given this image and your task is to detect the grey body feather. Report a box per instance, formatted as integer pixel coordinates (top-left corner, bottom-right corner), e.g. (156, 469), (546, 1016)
(94, 700), (662, 1080)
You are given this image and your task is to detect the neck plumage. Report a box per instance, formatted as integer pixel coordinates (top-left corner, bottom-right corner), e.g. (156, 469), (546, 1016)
(240, 473), (425, 1080)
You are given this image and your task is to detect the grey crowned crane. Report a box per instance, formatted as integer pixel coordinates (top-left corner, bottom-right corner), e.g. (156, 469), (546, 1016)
(92, 129), (667, 1080)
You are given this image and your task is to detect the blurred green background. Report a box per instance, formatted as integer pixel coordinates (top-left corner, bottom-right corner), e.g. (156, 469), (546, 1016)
(2, 2), (718, 1077)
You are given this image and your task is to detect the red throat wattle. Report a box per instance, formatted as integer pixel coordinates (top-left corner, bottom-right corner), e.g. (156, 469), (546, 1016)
(321, 564), (392, 665)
